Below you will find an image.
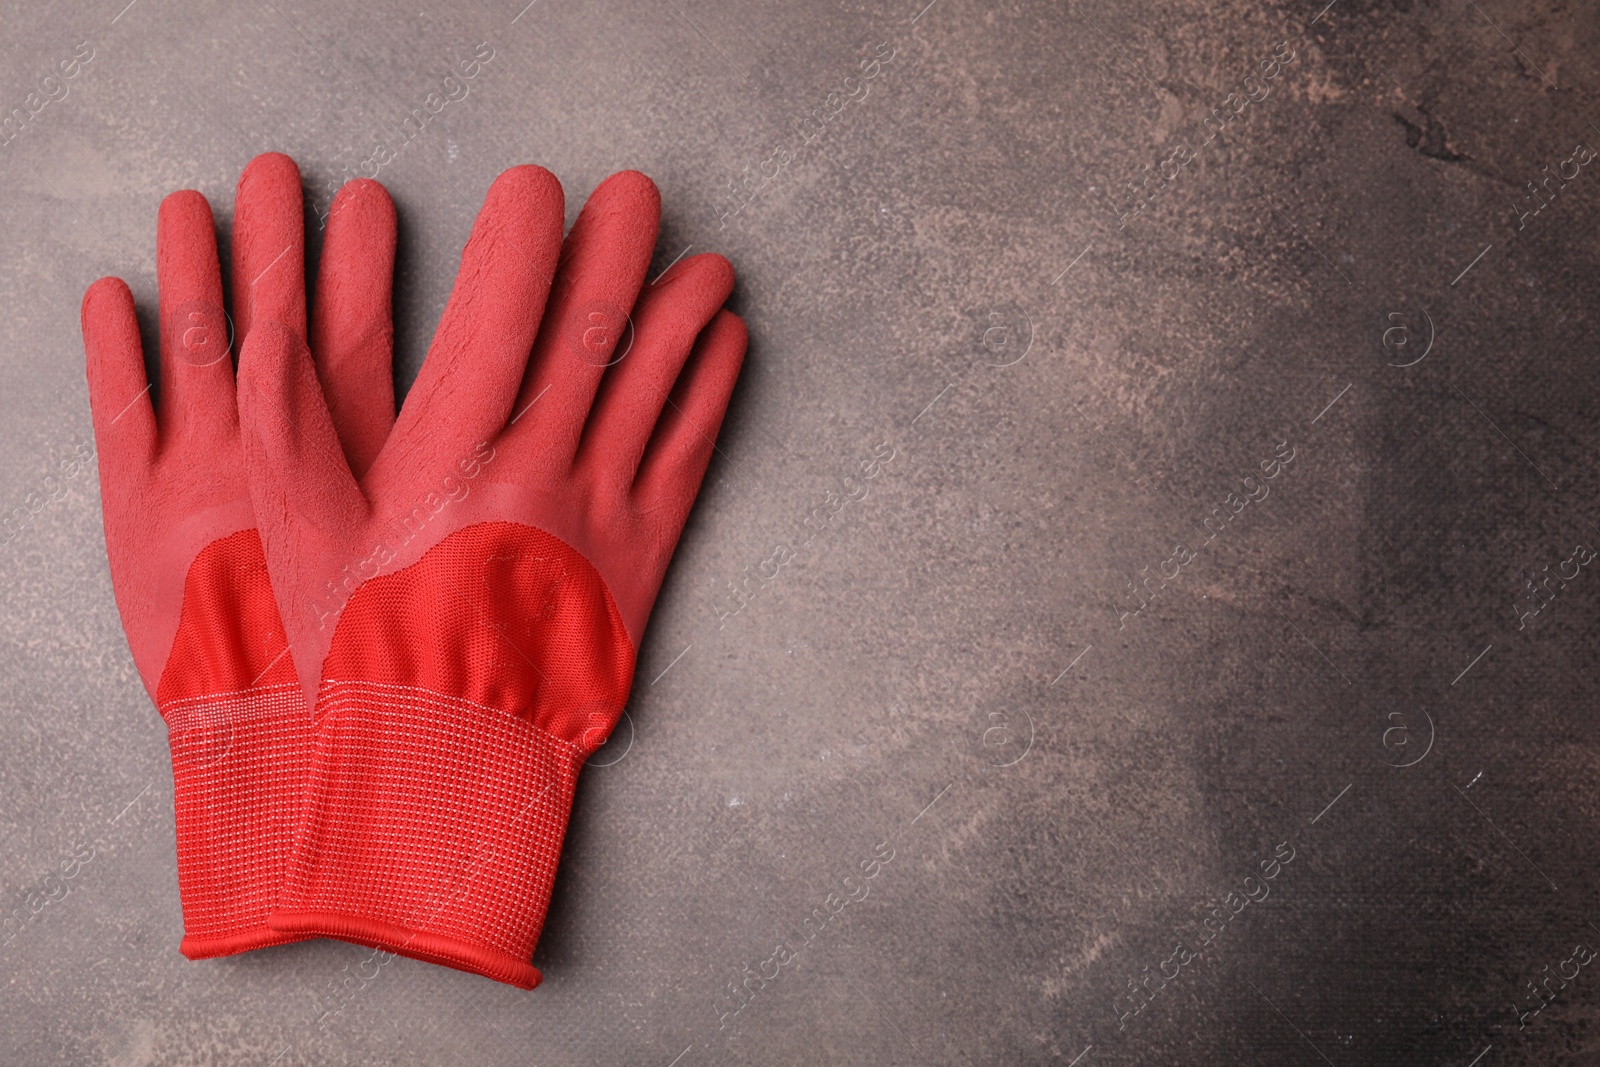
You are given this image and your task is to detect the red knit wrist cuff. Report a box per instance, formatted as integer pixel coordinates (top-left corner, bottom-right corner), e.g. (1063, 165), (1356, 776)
(162, 682), (312, 959)
(268, 682), (584, 989)
(179, 926), (310, 960)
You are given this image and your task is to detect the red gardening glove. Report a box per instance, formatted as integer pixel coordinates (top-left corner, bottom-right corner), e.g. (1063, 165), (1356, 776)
(237, 166), (745, 988)
(83, 153), (398, 958)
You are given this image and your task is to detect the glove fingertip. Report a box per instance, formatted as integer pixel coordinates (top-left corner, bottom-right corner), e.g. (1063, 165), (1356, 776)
(82, 275), (134, 329)
(488, 163), (564, 211)
(594, 168), (660, 216)
(237, 151), (302, 195)
(83, 276), (157, 455)
(329, 176), (396, 220)
(655, 252), (735, 298)
(714, 306), (749, 360)
(158, 188), (213, 223)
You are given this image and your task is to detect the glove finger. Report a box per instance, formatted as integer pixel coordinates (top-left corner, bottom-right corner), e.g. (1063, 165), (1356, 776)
(630, 309), (747, 521)
(574, 253), (734, 490)
(231, 152), (307, 346)
(509, 169), (658, 466)
(313, 177), (397, 479)
(156, 189), (235, 444)
(83, 276), (156, 484)
(380, 165), (563, 485)
(238, 319), (368, 708)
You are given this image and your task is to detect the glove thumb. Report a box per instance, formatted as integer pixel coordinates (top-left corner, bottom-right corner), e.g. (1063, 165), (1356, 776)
(238, 320), (368, 704)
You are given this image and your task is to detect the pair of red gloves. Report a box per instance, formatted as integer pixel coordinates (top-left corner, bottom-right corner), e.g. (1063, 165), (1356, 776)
(82, 154), (745, 988)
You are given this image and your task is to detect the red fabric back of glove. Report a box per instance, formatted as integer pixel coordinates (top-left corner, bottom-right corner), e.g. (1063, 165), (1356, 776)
(157, 530), (297, 703)
(321, 521), (633, 747)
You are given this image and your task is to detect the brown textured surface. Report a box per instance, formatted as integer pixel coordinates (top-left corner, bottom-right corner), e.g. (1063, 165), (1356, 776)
(2, 0), (1599, 1063)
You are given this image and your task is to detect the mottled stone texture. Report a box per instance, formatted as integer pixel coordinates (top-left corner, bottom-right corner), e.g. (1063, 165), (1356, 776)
(0, 0), (1597, 1063)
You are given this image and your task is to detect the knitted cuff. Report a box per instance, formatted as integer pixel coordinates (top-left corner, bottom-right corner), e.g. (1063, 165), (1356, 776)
(268, 682), (583, 988)
(163, 683), (313, 959)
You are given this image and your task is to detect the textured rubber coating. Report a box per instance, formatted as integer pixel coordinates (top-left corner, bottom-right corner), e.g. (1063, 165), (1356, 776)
(268, 521), (634, 986)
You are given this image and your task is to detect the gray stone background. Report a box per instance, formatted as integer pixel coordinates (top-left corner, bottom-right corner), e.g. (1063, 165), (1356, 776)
(1, 0), (1598, 1063)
